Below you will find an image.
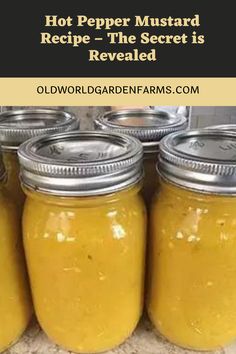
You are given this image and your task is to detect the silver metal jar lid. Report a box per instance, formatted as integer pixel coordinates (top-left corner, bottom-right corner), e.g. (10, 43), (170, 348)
(0, 109), (79, 151)
(18, 131), (143, 196)
(159, 129), (236, 194)
(94, 109), (187, 153)
(205, 124), (236, 132)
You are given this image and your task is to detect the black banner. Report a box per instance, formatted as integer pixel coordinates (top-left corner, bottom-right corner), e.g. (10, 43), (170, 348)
(0, 2), (234, 77)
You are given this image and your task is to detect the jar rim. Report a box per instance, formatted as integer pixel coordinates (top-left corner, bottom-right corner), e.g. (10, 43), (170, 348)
(94, 108), (188, 147)
(18, 130), (144, 196)
(0, 109), (79, 150)
(158, 129), (236, 194)
(204, 124), (236, 132)
(22, 180), (143, 204)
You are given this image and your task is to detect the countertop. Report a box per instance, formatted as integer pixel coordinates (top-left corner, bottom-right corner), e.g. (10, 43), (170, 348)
(5, 318), (236, 354)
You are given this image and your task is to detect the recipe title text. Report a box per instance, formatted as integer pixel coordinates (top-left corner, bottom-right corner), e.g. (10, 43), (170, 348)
(40, 14), (205, 62)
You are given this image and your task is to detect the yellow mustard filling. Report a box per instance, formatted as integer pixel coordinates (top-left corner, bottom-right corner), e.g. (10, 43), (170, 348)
(0, 184), (32, 352)
(23, 184), (146, 353)
(147, 179), (236, 350)
(2, 151), (25, 211)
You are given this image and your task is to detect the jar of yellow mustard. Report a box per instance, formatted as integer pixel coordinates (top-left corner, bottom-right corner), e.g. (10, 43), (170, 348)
(0, 109), (78, 212)
(95, 109), (187, 205)
(0, 150), (32, 352)
(18, 131), (146, 353)
(147, 129), (236, 351)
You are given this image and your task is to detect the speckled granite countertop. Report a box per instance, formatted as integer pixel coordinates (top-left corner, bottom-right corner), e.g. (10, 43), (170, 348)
(5, 318), (236, 354)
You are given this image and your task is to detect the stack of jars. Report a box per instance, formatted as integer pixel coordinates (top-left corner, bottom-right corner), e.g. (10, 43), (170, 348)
(1, 108), (236, 353)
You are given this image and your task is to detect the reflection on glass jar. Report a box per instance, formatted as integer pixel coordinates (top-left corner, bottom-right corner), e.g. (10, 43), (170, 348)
(3, 151), (25, 210)
(19, 131), (146, 353)
(0, 109), (78, 213)
(148, 129), (236, 351)
(94, 109), (187, 207)
(143, 154), (159, 205)
(0, 153), (32, 352)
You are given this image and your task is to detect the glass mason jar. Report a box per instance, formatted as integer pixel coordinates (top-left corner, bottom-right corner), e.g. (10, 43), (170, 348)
(0, 150), (32, 352)
(147, 129), (236, 351)
(0, 109), (79, 212)
(94, 109), (187, 206)
(18, 131), (147, 353)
